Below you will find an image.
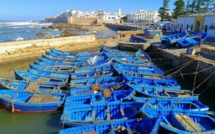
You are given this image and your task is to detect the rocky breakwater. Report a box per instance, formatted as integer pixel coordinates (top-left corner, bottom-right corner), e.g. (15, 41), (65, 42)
(0, 35), (108, 65)
(41, 23), (89, 37)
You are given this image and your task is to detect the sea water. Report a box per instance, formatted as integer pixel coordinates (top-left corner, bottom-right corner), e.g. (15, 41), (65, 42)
(0, 20), (61, 42)
(0, 20), (116, 43)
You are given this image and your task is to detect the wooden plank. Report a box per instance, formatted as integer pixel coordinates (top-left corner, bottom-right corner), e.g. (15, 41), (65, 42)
(106, 103), (110, 120)
(25, 83), (39, 92)
(103, 89), (111, 98)
(175, 113), (202, 132)
(92, 111), (95, 120)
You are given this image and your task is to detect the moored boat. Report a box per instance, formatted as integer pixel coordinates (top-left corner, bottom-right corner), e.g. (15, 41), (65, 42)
(141, 109), (215, 134)
(69, 82), (125, 96)
(69, 76), (123, 88)
(177, 32), (208, 48)
(134, 88), (198, 99)
(0, 78), (62, 92)
(164, 32), (188, 47)
(144, 29), (161, 39)
(61, 102), (144, 127)
(30, 63), (112, 73)
(14, 70), (68, 86)
(0, 90), (65, 113)
(59, 117), (160, 134)
(133, 97), (209, 111)
(27, 68), (70, 79)
(127, 82), (181, 91)
(129, 34), (150, 43)
(135, 49), (151, 61)
(65, 89), (132, 106)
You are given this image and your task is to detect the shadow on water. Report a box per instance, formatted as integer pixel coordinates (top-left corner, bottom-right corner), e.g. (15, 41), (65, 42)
(0, 110), (62, 134)
(46, 110), (62, 128)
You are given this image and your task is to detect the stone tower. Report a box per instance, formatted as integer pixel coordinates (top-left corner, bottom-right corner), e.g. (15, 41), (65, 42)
(118, 8), (121, 17)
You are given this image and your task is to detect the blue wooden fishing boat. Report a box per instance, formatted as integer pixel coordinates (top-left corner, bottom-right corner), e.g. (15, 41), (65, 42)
(42, 53), (79, 61)
(27, 69), (70, 79)
(141, 109), (215, 133)
(129, 35), (150, 43)
(36, 56), (112, 67)
(127, 82), (181, 91)
(133, 97), (209, 111)
(122, 71), (178, 85)
(16, 69), (69, 80)
(46, 51), (105, 60)
(59, 118), (160, 134)
(100, 46), (130, 56)
(50, 48), (102, 57)
(65, 89), (132, 106)
(177, 32), (208, 48)
(112, 62), (154, 71)
(114, 65), (164, 78)
(160, 32), (186, 43)
(165, 32), (188, 47)
(71, 69), (114, 79)
(30, 63), (112, 73)
(135, 49), (151, 61)
(133, 88), (198, 99)
(34, 60), (84, 67)
(144, 29), (161, 39)
(39, 57), (83, 64)
(113, 57), (152, 66)
(74, 63), (113, 73)
(50, 48), (93, 56)
(69, 76), (123, 88)
(0, 78), (61, 92)
(60, 102), (144, 126)
(46, 51), (76, 58)
(70, 82), (125, 96)
(28, 68), (114, 80)
(0, 90), (65, 113)
(14, 70), (68, 86)
(104, 53), (139, 62)
(112, 62), (164, 76)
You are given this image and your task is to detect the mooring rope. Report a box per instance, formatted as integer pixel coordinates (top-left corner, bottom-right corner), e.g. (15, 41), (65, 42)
(164, 59), (194, 74)
(192, 61), (199, 96)
(165, 59), (194, 78)
(170, 65), (215, 77)
(194, 70), (215, 90)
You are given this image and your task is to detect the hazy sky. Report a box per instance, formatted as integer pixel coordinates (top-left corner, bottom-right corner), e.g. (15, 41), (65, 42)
(0, 0), (175, 20)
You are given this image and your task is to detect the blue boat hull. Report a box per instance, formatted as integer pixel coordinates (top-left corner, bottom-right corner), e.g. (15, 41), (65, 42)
(0, 90), (65, 113)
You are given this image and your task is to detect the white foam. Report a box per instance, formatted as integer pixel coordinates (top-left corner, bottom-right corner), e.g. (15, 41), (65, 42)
(12, 27), (24, 29)
(14, 37), (26, 41)
(0, 21), (52, 27)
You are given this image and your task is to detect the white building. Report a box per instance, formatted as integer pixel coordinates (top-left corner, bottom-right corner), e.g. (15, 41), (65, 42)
(176, 13), (215, 38)
(45, 9), (98, 23)
(126, 10), (161, 26)
(97, 9), (123, 24)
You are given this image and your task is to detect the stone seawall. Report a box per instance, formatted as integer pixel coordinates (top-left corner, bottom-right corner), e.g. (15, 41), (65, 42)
(0, 35), (107, 64)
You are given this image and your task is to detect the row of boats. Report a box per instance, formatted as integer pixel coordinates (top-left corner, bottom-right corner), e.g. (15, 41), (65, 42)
(160, 31), (208, 48)
(0, 46), (214, 133)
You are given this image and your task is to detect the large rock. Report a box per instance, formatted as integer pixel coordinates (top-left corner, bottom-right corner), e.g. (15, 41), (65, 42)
(42, 26), (50, 30)
(60, 30), (79, 37)
(36, 32), (45, 36)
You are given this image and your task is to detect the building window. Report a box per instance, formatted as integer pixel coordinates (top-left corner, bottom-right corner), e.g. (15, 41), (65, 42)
(108, 17), (111, 19)
(112, 17), (115, 19)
